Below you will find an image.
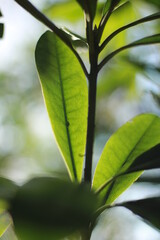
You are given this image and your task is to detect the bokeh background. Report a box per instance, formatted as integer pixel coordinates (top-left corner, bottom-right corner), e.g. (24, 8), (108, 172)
(0, 0), (160, 239)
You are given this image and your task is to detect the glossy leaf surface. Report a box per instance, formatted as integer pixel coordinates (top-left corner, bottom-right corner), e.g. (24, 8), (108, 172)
(121, 197), (160, 230)
(93, 114), (160, 204)
(35, 31), (88, 181)
(11, 177), (99, 240)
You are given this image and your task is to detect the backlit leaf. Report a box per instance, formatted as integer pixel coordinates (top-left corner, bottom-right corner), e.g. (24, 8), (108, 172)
(35, 31), (88, 181)
(93, 114), (160, 204)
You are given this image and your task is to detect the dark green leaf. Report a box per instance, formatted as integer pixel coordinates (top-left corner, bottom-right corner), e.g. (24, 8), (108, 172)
(93, 114), (160, 204)
(0, 23), (4, 38)
(103, 0), (121, 15)
(10, 177), (99, 240)
(144, 0), (160, 8)
(137, 176), (160, 184)
(127, 144), (160, 173)
(121, 197), (160, 230)
(0, 177), (18, 202)
(76, 0), (97, 20)
(35, 31), (88, 182)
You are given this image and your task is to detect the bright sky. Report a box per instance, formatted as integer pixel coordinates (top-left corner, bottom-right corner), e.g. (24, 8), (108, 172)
(0, 0), (44, 70)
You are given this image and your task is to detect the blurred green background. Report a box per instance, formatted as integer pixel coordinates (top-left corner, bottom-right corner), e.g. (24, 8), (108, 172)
(0, 0), (160, 239)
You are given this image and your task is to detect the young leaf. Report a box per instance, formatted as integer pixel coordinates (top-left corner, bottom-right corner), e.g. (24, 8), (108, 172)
(35, 31), (88, 181)
(10, 177), (99, 240)
(102, 0), (121, 16)
(121, 197), (160, 230)
(76, 0), (97, 20)
(93, 114), (160, 204)
(99, 34), (160, 70)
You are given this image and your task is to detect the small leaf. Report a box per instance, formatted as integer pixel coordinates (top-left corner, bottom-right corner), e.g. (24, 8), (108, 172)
(127, 144), (160, 173)
(121, 197), (160, 230)
(76, 0), (97, 20)
(35, 31), (88, 182)
(10, 177), (99, 240)
(93, 114), (160, 204)
(102, 0), (121, 15)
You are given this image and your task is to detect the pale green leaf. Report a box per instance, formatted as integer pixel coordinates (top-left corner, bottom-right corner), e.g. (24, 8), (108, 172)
(0, 213), (12, 238)
(44, 1), (83, 22)
(93, 114), (160, 204)
(35, 31), (88, 181)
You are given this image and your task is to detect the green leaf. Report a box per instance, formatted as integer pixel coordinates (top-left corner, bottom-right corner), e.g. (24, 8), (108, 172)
(137, 176), (160, 184)
(0, 212), (12, 238)
(93, 114), (160, 205)
(44, 1), (83, 22)
(102, 0), (121, 15)
(99, 34), (160, 70)
(35, 31), (88, 181)
(144, 0), (160, 8)
(121, 197), (160, 230)
(0, 177), (18, 202)
(0, 23), (4, 39)
(76, 0), (97, 20)
(101, 12), (160, 51)
(127, 144), (160, 173)
(10, 177), (99, 240)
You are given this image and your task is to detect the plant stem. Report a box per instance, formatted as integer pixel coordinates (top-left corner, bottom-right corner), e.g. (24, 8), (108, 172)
(84, 16), (99, 185)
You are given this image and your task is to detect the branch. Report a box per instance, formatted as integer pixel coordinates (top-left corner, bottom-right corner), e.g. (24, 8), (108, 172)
(98, 34), (160, 71)
(14, 0), (89, 78)
(100, 12), (160, 52)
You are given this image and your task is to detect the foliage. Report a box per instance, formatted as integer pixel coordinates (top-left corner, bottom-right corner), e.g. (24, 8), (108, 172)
(1, 0), (160, 239)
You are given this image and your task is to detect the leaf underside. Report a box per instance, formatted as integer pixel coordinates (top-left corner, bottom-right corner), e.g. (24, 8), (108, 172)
(93, 114), (160, 205)
(35, 31), (88, 182)
(121, 197), (160, 230)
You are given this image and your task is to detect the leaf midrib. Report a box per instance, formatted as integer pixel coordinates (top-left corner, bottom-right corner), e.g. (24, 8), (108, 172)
(54, 37), (77, 180)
